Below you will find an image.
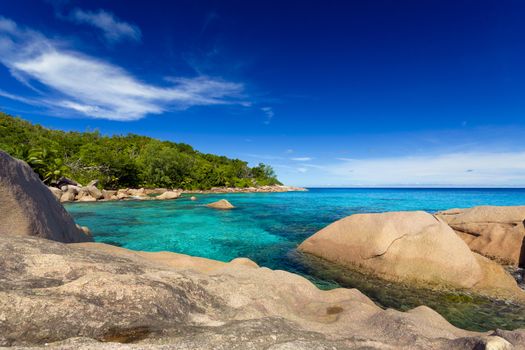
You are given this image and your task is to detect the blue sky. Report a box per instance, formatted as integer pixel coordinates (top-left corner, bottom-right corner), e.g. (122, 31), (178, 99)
(1, 0), (525, 187)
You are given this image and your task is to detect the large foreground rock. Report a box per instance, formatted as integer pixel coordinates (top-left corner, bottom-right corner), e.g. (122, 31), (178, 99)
(0, 151), (91, 243)
(437, 206), (525, 267)
(1, 235), (522, 349)
(298, 211), (523, 300)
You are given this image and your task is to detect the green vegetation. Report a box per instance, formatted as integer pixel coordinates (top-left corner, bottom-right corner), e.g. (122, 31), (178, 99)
(0, 113), (281, 189)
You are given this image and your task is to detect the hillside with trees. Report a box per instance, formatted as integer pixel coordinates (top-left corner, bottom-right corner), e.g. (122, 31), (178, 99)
(0, 113), (281, 189)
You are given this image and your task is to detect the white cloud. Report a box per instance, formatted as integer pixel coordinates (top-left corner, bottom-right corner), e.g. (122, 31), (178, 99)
(297, 167), (308, 173)
(261, 106), (274, 124)
(0, 17), (247, 121)
(291, 157), (312, 161)
(243, 153), (285, 161)
(67, 9), (141, 43)
(327, 151), (525, 186)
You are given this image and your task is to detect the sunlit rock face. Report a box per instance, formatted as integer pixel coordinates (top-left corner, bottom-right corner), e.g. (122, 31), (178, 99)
(206, 199), (235, 209)
(437, 206), (525, 267)
(298, 211), (524, 300)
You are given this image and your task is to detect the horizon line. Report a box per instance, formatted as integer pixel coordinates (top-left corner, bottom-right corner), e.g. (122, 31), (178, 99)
(298, 186), (525, 189)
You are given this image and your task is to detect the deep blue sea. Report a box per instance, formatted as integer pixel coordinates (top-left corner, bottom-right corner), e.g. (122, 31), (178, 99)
(66, 188), (525, 332)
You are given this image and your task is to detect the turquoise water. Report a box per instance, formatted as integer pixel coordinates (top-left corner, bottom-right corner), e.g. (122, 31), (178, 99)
(66, 188), (525, 331)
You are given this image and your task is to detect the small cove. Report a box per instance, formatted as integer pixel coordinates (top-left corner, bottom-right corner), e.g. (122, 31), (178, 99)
(66, 188), (525, 332)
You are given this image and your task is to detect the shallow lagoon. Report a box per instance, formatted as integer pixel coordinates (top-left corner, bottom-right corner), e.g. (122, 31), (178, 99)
(66, 188), (525, 332)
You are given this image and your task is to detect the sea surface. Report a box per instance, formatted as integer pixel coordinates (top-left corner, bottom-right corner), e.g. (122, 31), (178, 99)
(66, 188), (525, 332)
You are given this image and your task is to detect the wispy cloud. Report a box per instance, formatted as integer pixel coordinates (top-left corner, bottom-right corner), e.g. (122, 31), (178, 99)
(291, 157), (312, 161)
(66, 8), (141, 43)
(261, 106), (274, 124)
(0, 17), (247, 121)
(327, 151), (525, 186)
(242, 153), (285, 161)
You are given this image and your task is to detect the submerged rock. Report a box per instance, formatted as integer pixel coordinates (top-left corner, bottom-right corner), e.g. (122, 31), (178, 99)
(206, 199), (234, 209)
(298, 211), (524, 300)
(437, 206), (525, 267)
(0, 151), (91, 243)
(76, 224), (92, 237)
(2, 235), (524, 349)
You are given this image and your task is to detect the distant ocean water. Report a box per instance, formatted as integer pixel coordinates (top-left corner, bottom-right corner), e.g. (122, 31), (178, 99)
(66, 188), (525, 332)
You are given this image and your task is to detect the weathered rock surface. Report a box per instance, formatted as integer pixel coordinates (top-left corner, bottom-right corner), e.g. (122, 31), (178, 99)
(47, 186), (62, 200)
(144, 188), (168, 195)
(206, 199), (235, 210)
(298, 211), (523, 300)
(437, 206), (525, 267)
(156, 190), (181, 200)
(0, 151), (91, 243)
(102, 190), (117, 200)
(68, 185), (81, 194)
(86, 185), (104, 200)
(126, 188), (146, 197)
(60, 190), (76, 202)
(116, 191), (129, 200)
(1, 235), (523, 349)
(77, 194), (97, 202)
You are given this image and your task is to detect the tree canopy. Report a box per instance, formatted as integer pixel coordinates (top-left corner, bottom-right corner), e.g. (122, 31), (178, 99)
(0, 113), (281, 189)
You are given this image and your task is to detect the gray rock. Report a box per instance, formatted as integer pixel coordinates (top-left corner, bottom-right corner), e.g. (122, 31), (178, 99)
(0, 151), (91, 243)
(56, 176), (79, 188)
(86, 185), (103, 200)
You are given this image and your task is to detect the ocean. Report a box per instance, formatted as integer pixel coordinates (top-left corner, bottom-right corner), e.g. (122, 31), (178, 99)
(66, 188), (525, 331)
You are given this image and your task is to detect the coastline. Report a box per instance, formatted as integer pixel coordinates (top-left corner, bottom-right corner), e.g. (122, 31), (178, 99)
(182, 185), (308, 194)
(52, 184), (307, 203)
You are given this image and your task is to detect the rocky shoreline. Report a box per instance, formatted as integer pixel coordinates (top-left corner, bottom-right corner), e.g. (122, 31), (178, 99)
(48, 182), (307, 203)
(1, 150), (525, 349)
(299, 209), (525, 302)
